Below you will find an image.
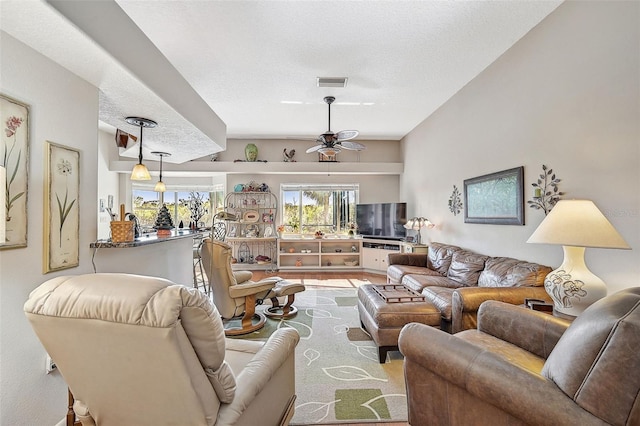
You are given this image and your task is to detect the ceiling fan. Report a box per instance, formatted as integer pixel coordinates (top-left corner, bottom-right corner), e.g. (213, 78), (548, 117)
(306, 96), (366, 155)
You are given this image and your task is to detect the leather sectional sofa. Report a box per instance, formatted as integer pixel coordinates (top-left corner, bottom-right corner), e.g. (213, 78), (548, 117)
(386, 242), (553, 333)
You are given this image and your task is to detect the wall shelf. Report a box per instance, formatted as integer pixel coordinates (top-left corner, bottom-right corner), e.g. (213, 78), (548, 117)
(225, 191), (278, 271)
(110, 160), (403, 176)
(278, 238), (362, 270)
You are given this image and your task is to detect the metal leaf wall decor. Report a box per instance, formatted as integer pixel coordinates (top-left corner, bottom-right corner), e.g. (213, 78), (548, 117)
(527, 164), (565, 215)
(448, 185), (462, 216)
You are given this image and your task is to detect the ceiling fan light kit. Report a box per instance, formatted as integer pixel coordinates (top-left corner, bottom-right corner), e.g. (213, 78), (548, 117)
(306, 96), (365, 156)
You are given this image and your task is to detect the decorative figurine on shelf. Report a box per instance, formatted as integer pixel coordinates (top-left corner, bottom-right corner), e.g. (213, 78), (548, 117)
(245, 143), (258, 162)
(295, 257), (303, 267)
(283, 148), (296, 162)
(347, 222), (358, 238)
(154, 204), (174, 237)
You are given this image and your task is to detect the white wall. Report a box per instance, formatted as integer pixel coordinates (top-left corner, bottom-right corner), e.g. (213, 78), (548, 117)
(97, 129), (120, 239)
(0, 33), (99, 425)
(401, 1), (640, 294)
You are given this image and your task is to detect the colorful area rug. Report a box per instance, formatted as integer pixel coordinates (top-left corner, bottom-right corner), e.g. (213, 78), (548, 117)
(231, 288), (407, 424)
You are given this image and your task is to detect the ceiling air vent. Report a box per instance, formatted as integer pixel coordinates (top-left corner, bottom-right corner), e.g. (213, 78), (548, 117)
(317, 77), (348, 88)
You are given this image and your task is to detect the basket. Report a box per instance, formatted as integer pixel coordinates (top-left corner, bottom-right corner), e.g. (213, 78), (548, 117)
(110, 221), (134, 243)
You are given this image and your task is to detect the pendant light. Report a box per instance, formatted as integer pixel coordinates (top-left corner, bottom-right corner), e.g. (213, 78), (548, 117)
(126, 116), (157, 180)
(151, 151), (170, 192)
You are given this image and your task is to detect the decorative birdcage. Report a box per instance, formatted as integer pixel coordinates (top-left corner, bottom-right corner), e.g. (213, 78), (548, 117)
(237, 242), (252, 264)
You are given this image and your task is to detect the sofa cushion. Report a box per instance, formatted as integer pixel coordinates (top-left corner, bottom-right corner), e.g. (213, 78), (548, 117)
(447, 251), (489, 286)
(403, 274), (463, 294)
(542, 288), (640, 426)
(478, 257), (551, 288)
(387, 264), (439, 285)
(427, 243), (462, 276)
(421, 286), (456, 320)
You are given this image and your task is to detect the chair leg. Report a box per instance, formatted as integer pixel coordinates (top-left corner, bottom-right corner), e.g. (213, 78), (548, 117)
(241, 294), (257, 330)
(192, 253), (208, 295)
(197, 257), (208, 295)
(224, 294), (267, 336)
(265, 294), (298, 318)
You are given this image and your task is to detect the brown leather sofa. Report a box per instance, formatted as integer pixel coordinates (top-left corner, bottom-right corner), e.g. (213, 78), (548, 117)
(398, 287), (640, 426)
(387, 242), (552, 332)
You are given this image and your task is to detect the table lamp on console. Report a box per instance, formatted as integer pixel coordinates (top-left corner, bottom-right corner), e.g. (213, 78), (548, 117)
(527, 199), (630, 318)
(404, 217), (435, 245)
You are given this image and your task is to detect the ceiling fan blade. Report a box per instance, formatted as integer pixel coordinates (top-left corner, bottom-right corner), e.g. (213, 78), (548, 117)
(306, 144), (324, 153)
(336, 130), (359, 141)
(338, 141), (366, 151)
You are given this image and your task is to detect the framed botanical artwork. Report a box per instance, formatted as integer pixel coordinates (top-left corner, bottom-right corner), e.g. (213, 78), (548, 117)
(464, 166), (524, 225)
(44, 141), (80, 273)
(0, 94), (30, 249)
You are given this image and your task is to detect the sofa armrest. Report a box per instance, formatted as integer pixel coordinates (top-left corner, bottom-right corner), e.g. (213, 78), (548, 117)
(477, 301), (571, 358)
(450, 286), (550, 333)
(398, 323), (605, 426)
(387, 253), (428, 267)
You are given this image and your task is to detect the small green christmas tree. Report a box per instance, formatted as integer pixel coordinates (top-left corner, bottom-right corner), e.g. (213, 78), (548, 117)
(154, 204), (175, 231)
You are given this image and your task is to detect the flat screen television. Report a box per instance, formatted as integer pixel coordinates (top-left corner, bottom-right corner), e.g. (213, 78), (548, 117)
(356, 202), (407, 240)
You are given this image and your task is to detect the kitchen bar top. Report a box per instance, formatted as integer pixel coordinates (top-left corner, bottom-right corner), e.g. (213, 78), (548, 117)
(90, 230), (206, 249)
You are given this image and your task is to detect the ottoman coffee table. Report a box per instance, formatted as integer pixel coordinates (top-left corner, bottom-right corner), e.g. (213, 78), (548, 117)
(357, 284), (441, 363)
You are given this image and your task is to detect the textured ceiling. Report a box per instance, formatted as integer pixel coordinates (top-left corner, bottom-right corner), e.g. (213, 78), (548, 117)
(1, 0), (563, 163)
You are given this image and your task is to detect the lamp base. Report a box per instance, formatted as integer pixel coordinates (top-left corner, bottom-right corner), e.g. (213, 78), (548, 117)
(544, 246), (607, 317)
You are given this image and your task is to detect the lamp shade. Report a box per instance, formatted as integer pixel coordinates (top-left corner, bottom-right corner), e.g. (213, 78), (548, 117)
(404, 217), (435, 231)
(527, 200), (629, 249)
(403, 217), (434, 245)
(318, 146), (340, 156)
(154, 180), (166, 192)
(130, 163), (151, 180)
(527, 199), (630, 317)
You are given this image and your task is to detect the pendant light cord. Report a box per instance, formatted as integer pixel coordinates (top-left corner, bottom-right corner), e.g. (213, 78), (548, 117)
(138, 126), (144, 164)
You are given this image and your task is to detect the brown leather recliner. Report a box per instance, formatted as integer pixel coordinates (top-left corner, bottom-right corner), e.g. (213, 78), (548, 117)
(399, 287), (640, 426)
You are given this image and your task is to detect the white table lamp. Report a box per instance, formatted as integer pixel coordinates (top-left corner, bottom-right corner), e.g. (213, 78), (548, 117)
(527, 199), (630, 317)
(404, 217), (434, 245)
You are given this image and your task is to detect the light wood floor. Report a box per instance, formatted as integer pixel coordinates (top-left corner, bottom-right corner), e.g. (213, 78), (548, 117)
(251, 270), (388, 287)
